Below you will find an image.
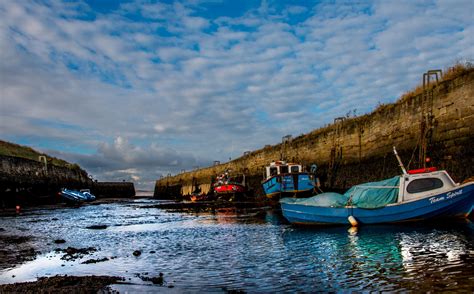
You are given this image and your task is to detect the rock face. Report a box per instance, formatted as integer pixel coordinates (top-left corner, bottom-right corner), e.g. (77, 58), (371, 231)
(155, 69), (474, 198)
(0, 155), (91, 206)
(0, 155), (136, 207)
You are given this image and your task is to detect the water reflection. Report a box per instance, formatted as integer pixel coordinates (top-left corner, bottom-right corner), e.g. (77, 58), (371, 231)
(0, 200), (473, 292)
(281, 223), (474, 291)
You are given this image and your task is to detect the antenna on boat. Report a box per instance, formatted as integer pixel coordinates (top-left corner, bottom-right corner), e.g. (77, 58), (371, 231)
(393, 146), (408, 175)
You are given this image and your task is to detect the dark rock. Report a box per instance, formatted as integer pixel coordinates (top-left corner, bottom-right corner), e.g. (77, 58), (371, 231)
(81, 257), (109, 264)
(56, 247), (97, 261)
(138, 272), (164, 285)
(150, 275), (163, 285)
(8, 236), (30, 244)
(51, 218), (59, 221)
(133, 250), (141, 257)
(0, 275), (122, 292)
(54, 239), (66, 244)
(85, 225), (107, 230)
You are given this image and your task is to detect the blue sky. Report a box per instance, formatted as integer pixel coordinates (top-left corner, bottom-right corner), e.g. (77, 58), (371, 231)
(0, 0), (472, 189)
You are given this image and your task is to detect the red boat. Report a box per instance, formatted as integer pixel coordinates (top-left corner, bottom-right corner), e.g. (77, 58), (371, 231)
(213, 171), (247, 200)
(214, 183), (246, 194)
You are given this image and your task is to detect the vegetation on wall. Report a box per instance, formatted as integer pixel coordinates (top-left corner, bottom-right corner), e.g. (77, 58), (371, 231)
(0, 140), (81, 170)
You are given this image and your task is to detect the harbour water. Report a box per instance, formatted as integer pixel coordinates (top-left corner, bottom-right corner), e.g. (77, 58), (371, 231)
(1, 199), (473, 292)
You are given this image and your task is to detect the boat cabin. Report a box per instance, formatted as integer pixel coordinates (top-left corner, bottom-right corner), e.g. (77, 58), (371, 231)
(265, 161), (303, 179)
(398, 168), (457, 203)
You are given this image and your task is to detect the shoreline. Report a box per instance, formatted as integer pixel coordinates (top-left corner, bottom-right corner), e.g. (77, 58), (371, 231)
(0, 275), (124, 292)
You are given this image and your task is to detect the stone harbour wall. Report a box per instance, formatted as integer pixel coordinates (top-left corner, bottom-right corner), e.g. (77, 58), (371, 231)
(0, 155), (136, 207)
(91, 182), (136, 198)
(155, 70), (474, 198)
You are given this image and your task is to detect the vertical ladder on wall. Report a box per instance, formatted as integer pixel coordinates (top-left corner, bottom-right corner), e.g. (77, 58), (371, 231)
(419, 70), (442, 168)
(328, 117), (345, 186)
(280, 135), (292, 161)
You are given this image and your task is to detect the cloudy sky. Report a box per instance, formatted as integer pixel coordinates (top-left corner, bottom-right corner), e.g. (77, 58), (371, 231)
(0, 0), (472, 189)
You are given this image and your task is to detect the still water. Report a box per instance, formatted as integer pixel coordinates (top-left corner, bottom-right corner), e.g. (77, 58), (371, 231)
(1, 199), (473, 292)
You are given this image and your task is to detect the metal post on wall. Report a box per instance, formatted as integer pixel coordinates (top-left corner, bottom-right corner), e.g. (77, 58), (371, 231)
(38, 156), (47, 174)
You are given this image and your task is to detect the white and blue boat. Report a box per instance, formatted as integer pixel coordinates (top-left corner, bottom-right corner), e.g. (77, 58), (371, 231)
(262, 161), (317, 199)
(281, 149), (474, 225)
(59, 188), (96, 203)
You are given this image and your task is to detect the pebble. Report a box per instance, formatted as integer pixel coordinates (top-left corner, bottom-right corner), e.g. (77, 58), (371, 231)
(86, 225), (108, 230)
(133, 250), (141, 257)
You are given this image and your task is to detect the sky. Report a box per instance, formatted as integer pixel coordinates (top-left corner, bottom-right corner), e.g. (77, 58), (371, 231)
(0, 0), (473, 190)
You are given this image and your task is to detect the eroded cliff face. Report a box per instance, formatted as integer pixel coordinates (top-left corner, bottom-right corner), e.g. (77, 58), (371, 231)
(0, 155), (136, 206)
(0, 155), (92, 206)
(155, 70), (474, 198)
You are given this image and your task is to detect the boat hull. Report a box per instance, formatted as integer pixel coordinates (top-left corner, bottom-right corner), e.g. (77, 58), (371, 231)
(263, 173), (314, 199)
(214, 184), (246, 194)
(281, 184), (474, 225)
(190, 194), (212, 202)
(213, 183), (246, 201)
(60, 189), (96, 203)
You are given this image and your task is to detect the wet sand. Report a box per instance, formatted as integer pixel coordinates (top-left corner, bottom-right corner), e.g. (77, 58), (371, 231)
(0, 229), (123, 292)
(0, 233), (37, 271)
(0, 201), (131, 292)
(0, 275), (122, 293)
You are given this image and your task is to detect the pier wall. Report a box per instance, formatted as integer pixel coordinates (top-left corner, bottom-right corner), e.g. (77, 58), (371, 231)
(155, 70), (474, 198)
(0, 155), (136, 207)
(91, 182), (136, 198)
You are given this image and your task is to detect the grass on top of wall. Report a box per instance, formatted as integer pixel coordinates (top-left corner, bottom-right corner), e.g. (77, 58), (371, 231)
(0, 139), (81, 170)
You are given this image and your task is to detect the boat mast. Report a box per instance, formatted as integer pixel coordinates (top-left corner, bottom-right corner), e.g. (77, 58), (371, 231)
(393, 146), (408, 175)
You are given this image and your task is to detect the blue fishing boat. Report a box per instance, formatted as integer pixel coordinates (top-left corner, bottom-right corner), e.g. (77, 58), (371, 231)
(59, 188), (96, 203)
(281, 147), (474, 226)
(262, 161), (318, 199)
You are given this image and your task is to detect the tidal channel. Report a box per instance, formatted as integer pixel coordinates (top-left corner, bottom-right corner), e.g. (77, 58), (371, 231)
(1, 199), (473, 292)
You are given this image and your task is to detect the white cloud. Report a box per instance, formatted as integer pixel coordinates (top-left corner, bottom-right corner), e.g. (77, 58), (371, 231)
(1, 0), (472, 189)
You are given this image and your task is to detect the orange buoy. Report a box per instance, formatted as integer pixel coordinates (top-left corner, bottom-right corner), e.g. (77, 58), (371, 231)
(348, 215), (358, 227)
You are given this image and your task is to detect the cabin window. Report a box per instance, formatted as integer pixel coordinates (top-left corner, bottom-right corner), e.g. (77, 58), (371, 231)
(290, 166), (300, 173)
(280, 165), (289, 174)
(270, 167), (278, 176)
(406, 178), (444, 194)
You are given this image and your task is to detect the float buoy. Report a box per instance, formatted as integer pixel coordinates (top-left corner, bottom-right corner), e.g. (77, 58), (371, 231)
(348, 215), (358, 227)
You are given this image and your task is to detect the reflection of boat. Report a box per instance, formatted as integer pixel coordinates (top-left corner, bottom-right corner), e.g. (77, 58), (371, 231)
(262, 161), (317, 199)
(279, 222), (474, 291)
(281, 148), (474, 226)
(213, 171), (246, 201)
(59, 188), (96, 203)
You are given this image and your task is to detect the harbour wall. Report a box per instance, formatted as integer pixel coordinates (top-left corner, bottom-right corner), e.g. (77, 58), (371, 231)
(91, 182), (136, 198)
(0, 155), (135, 207)
(154, 70), (474, 198)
